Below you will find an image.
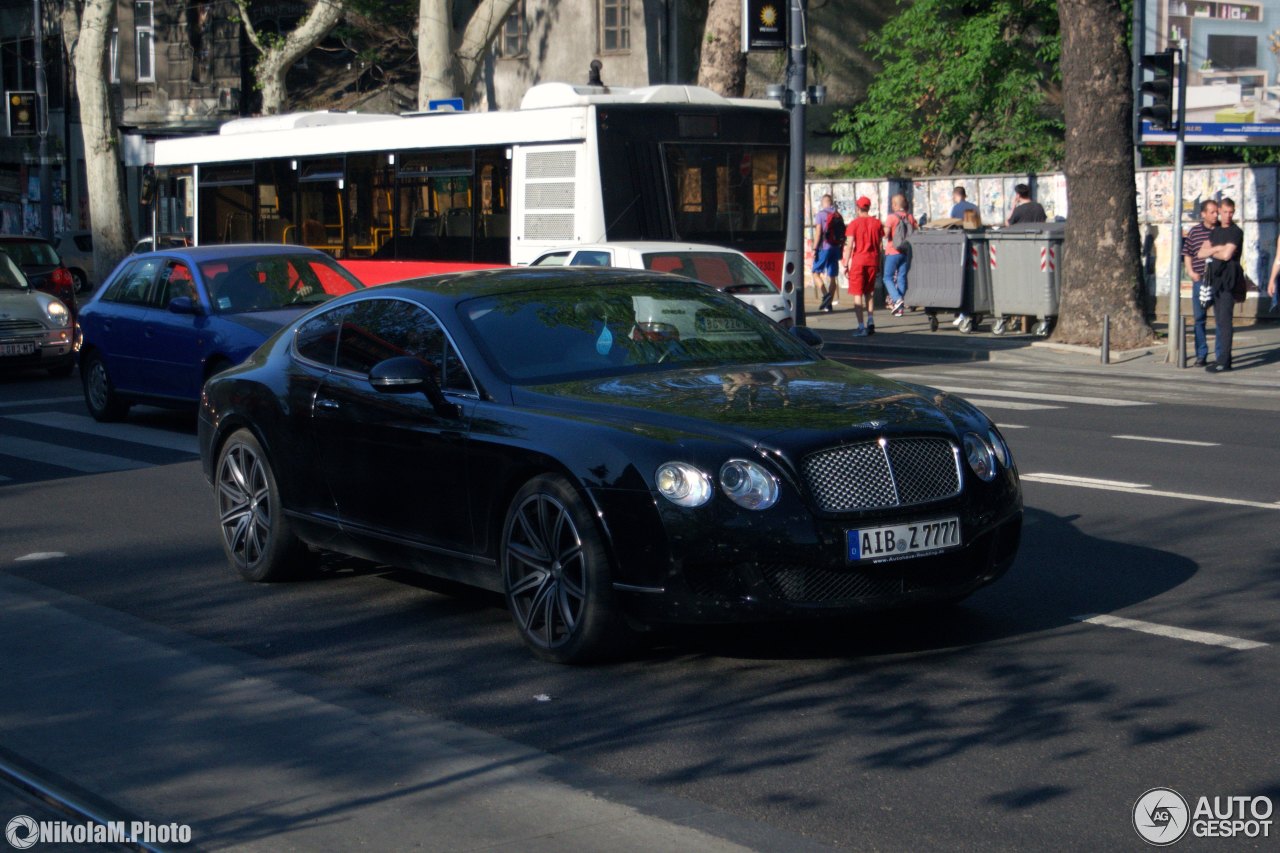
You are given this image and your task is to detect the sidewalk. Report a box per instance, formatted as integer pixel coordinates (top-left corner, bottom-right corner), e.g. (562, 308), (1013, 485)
(801, 300), (1280, 384)
(0, 574), (830, 852)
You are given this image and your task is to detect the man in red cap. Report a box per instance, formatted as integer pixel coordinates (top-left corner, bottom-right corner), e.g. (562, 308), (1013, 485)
(841, 195), (884, 335)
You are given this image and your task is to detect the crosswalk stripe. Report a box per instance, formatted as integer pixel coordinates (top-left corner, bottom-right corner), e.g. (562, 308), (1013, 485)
(964, 398), (1063, 411)
(931, 386), (1150, 407)
(4, 413), (198, 455)
(0, 395), (82, 409)
(0, 435), (147, 474)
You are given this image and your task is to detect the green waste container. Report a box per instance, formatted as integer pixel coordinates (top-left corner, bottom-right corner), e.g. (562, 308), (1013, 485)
(987, 221), (1064, 336)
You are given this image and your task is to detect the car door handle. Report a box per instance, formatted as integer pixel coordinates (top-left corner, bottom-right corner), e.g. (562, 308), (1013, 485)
(315, 398), (341, 411)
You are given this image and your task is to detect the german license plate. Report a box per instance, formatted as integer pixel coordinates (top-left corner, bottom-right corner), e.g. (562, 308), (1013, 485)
(0, 341), (35, 357)
(847, 517), (961, 562)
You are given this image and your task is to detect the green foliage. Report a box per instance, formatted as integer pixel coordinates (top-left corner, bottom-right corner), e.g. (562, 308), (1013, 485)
(830, 0), (1063, 177)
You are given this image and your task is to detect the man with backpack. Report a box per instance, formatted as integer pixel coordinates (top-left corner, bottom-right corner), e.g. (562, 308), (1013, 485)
(812, 194), (844, 312)
(883, 193), (917, 316)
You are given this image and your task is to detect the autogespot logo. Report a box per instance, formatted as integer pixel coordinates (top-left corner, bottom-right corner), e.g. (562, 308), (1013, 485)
(1134, 787), (1191, 846)
(5, 816), (37, 850)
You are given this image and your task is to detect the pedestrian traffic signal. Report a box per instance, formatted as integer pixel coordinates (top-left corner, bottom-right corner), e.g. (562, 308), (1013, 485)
(1140, 50), (1178, 131)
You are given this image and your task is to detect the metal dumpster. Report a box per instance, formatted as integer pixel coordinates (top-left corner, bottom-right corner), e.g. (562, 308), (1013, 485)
(902, 228), (993, 333)
(987, 221), (1065, 336)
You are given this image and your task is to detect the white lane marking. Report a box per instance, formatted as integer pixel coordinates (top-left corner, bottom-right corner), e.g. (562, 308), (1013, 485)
(1074, 614), (1267, 651)
(0, 435), (145, 474)
(1023, 472), (1280, 510)
(997, 424), (1029, 430)
(4, 412), (198, 454)
(935, 386), (1150, 407)
(14, 552), (67, 562)
(964, 398), (1063, 411)
(0, 395), (81, 409)
(1113, 434), (1220, 447)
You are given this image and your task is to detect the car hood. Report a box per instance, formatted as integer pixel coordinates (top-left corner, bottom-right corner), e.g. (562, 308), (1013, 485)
(0, 289), (57, 320)
(220, 307), (309, 336)
(515, 359), (959, 447)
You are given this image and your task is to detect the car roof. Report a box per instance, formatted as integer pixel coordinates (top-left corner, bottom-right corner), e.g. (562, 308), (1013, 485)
(139, 243), (335, 261)
(367, 266), (699, 303)
(0, 235), (53, 245)
(539, 241), (748, 256)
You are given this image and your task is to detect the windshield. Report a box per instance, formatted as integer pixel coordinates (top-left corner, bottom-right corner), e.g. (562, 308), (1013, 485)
(641, 251), (776, 295)
(0, 254), (28, 290)
(0, 241), (58, 266)
(461, 280), (813, 384)
(200, 254), (363, 314)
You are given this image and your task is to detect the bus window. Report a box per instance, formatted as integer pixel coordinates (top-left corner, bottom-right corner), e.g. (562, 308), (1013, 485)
(256, 160), (297, 245)
(475, 149), (511, 263)
(385, 150), (475, 262)
(198, 163), (254, 243)
(296, 157), (344, 253)
(156, 166), (194, 241)
(345, 153), (394, 257)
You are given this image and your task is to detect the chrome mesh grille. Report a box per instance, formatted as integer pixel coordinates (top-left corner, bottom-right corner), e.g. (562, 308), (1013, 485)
(0, 318), (42, 334)
(802, 438), (960, 512)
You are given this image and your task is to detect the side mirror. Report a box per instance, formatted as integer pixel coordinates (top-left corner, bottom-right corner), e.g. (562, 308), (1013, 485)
(369, 356), (460, 418)
(168, 296), (201, 315)
(791, 325), (824, 352)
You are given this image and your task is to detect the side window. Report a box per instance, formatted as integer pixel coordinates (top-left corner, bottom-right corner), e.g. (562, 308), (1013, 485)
(295, 306), (345, 367)
(101, 258), (162, 305)
(532, 251), (571, 267)
(154, 262), (195, 307)
(335, 298), (476, 394)
(570, 251), (611, 267)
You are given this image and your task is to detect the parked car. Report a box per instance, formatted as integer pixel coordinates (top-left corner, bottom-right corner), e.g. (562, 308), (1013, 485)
(0, 252), (75, 377)
(79, 244), (364, 422)
(0, 236), (78, 327)
(198, 267), (1022, 664)
(530, 242), (795, 326)
(54, 230), (96, 293)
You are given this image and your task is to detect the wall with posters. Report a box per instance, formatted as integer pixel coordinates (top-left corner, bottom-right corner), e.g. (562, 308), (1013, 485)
(807, 165), (1280, 301)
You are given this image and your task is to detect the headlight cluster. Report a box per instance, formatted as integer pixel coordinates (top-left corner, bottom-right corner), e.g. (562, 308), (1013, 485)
(45, 301), (69, 327)
(656, 458), (779, 510)
(963, 430), (1013, 482)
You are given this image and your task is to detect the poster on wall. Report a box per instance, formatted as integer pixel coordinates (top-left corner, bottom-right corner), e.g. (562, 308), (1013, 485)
(1139, 0), (1280, 144)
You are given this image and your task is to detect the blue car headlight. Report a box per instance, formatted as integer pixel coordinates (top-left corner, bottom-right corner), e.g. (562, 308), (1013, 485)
(963, 432), (997, 482)
(656, 462), (713, 507)
(719, 459), (779, 510)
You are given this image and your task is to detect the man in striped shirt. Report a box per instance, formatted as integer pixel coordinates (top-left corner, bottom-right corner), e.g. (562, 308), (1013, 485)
(1181, 199), (1218, 367)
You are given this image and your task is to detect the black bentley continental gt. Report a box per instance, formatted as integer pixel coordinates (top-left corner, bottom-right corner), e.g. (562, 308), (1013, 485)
(199, 267), (1022, 663)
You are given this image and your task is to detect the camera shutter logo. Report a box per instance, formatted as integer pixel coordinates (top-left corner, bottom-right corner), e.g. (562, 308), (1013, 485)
(1133, 787), (1190, 846)
(5, 815), (38, 850)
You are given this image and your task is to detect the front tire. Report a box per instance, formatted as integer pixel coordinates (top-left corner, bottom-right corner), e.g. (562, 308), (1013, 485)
(82, 350), (130, 422)
(501, 474), (631, 664)
(215, 428), (313, 582)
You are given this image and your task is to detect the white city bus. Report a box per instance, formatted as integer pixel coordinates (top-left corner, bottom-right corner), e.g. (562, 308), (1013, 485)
(149, 82), (791, 294)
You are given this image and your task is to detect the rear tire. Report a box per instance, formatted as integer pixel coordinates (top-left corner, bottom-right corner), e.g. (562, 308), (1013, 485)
(70, 269), (88, 294)
(215, 428), (314, 582)
(501, 474), (633, 664)
(82, 350), (130, 422)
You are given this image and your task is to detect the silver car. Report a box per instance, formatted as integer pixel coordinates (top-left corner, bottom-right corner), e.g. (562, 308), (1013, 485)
(0, 253), (76, 377)
(54, 230), (95, 293)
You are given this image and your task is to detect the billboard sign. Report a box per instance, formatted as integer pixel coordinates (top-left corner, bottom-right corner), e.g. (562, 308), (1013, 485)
(1139, 0), (1280, 144)
(6, 91), (35, 137)
(742, 0), (787, 52)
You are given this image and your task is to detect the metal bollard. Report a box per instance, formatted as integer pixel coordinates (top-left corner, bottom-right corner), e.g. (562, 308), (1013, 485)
(1178, 315), (1187, 369)
(1101, 314), (1110, 365)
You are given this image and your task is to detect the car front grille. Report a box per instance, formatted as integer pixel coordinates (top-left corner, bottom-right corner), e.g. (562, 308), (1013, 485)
(801, 438), (960, 513)
(0, 318), (42, 334)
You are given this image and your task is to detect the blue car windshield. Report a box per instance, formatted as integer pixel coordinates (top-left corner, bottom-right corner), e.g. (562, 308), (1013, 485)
(460, 280), (814, 384)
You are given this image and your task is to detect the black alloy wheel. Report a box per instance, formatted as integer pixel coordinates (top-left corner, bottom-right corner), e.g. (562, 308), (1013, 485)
(215, 429), (313, 582)
(82, 350), (130, 422)
(501, 474), (631, 664)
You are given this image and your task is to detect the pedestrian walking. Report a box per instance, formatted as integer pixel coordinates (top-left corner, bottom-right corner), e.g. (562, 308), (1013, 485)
(950, 187), (978, 220)
(1007, 184), (1047, 225)
(953, 210), (984, 328)
(1197, 197), (1243, 373)
(839, 196), (884, 335)
(1266, 233), (1280, 313)
(883, 194), (916, 317)
(1181, 199), (1218, 367)
(811, 194), (843, 310)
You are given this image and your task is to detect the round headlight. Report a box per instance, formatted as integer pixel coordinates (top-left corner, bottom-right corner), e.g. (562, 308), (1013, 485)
(963, 433), (997, 482)
(719, 459), (779, 510)
(46, 300), (69, 327)
(655, 462), (713, 507)
(988, 428), (1011, 469)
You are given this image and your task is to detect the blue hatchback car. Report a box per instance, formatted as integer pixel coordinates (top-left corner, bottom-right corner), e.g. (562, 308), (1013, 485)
(79, 244), (364, 421)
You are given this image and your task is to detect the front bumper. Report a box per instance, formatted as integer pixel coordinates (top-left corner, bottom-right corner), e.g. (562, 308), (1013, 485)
(0, 327), (76, 371)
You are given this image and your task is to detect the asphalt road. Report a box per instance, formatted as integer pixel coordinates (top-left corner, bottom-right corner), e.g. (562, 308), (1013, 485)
(1, 363), (1277, 851)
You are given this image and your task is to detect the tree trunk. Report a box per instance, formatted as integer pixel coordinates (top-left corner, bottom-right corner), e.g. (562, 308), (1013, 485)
(65, 0), (131, 278)
(236, 0), (346, 115)
(697, 0), (746, 97)
(418, 0), (519, 108)
(1054, 0), (1153, 349)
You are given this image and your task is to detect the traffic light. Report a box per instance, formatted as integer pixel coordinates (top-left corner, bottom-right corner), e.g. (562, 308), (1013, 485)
(1140, 50), (1178, 131)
